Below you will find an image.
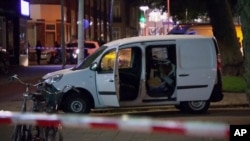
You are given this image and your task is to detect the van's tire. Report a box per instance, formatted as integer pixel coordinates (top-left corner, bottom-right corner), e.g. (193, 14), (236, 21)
(180, 100), (210, 114)
(66, 95), (91, 114)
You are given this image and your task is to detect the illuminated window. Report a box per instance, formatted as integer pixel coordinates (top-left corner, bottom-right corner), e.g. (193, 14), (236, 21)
(118, 48), (132, 69)
(20, 0), (30, 16)
(100, 49), (116, 72)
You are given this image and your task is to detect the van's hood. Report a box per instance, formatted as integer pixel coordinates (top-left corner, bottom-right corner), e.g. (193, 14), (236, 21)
(42, 67), (73, 79)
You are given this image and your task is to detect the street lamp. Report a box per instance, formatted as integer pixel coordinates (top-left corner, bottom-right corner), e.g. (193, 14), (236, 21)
(139, 4), (149, 36)
(140, 0), (149, 12)
(139, 22), (146, 36)
(167, 0), (170, 18)
(140, 5), (149, 12)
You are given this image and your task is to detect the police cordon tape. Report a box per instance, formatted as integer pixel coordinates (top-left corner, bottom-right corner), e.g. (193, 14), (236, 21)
(0, 111), (229, 139)
(30, 46), (82, 50)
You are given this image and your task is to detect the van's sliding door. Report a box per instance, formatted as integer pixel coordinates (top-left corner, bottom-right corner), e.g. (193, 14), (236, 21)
(177, 39), (216, 101)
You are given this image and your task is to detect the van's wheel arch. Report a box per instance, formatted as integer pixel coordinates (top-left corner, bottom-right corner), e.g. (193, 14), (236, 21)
(62, 89), (93, 114)
(180, 100), (210, 114)
(174, 105), (181, 110)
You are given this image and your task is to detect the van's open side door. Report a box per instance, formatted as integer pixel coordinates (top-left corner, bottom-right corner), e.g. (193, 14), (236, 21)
(96, 48), (120, 106)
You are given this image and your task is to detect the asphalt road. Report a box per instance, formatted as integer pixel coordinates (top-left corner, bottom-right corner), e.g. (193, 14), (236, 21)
(1, 104), (250, 141)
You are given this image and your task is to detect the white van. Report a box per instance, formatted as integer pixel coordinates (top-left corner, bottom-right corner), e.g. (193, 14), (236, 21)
(42, 35), (223, 114)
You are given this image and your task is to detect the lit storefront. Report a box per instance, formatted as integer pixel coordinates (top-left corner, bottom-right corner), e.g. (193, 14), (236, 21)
(0, 0), (30, 65)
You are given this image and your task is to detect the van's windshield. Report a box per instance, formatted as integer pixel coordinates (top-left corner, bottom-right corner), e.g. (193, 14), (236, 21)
(73, 46), (108, 70)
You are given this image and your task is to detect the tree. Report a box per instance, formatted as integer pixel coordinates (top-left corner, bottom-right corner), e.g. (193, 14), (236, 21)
(238, 0), (250, 106)
(205, 0), (243, 76)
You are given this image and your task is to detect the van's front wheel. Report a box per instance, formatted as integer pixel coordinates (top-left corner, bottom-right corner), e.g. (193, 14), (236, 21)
(180, 100), (210, 114)
(66, 96), (91, 114)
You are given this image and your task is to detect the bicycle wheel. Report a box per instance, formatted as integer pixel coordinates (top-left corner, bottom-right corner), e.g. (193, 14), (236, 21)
(27, 125), (44, 141)
(12, 124), (31, 141)
(12, 125), (21, 141)
(43, 127), (63, 141)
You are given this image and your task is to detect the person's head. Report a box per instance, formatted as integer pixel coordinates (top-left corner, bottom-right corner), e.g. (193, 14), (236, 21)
(54, 41), (60, 47)
(36, 40), (42, 46)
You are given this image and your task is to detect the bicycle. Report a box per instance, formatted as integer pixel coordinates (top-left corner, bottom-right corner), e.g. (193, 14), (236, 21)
(10, 74), (64, 141)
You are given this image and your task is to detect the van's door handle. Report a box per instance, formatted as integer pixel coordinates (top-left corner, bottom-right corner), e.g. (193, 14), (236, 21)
(179, 74), (189, 77)
(109, 79), (114, 82)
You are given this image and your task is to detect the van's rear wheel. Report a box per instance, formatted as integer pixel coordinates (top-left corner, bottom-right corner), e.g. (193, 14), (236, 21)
(66, 96), (91, 114)
(180, 100), (210, 114)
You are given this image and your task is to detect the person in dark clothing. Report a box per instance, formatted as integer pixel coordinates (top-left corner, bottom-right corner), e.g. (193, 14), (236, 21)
(36, 40), (42, 65)
(54, 41), (61, 57)
(48, 41), (62, 64)
(66, 36), (78, 64)
(98, 39), (106, 46)
(66, 42), (76, 64)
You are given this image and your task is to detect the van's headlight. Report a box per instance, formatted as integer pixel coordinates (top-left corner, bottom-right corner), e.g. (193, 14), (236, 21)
(44, 74), (63, 84)
(75, 49), (79, 54)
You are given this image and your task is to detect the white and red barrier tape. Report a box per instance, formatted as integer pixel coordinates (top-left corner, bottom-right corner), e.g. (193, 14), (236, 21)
(29, 47), (79, 50)
(0, 111), (229, 139)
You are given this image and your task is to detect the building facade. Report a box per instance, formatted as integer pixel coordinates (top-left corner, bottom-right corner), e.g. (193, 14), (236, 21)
(28, 0), (139, 47)
(1, 0), (140, 65)
(28, 0), (78, 48)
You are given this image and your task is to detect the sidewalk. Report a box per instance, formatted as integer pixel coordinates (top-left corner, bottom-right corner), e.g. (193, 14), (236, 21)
(0, 64), (74, 85)
(211, 92), (249, 108)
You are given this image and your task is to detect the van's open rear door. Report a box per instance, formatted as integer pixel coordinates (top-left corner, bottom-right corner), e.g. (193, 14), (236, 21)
(96, 48), (120, 106)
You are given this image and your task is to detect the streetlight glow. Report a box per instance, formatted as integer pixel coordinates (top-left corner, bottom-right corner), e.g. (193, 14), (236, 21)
(139, 2), (149, 36)
(139, 5), (149, 12)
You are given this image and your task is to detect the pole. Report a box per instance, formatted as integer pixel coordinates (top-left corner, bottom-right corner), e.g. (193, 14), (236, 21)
(61, 0), (66, 69)
(167, 0), (170, 32)
(185, 8), (188, 23)
(155, 22), (157, 35)
(78, 0), (84, 64)
(167, 0), (170, 17)
(109, 0), (114, 41)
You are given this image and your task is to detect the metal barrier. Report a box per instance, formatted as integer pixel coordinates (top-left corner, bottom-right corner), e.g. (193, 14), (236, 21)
(0, 111), (229, 139)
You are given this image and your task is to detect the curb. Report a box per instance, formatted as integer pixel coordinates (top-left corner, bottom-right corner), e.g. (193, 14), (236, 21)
(211, 103), (249, 108)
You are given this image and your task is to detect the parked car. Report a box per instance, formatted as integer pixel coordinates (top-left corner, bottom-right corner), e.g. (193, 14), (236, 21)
(41, 35), (223, 114)
(28, 48), (53, 63)
(66, 40), (99, 64)
(41, 50), (53, 61)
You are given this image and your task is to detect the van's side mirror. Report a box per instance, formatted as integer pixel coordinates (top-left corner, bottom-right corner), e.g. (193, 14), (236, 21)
(90, 62), (98, 71)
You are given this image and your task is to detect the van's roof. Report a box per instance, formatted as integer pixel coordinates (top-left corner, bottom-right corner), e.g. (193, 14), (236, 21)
(105, 35), (213, 47)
